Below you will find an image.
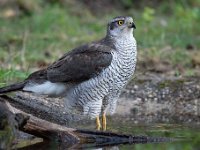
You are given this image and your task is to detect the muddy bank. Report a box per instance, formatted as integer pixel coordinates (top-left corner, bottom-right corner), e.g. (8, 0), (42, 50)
(116, 75), (200, 125)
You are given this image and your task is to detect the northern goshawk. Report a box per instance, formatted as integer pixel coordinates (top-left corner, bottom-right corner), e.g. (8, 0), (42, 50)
(0, 16), (137, 130)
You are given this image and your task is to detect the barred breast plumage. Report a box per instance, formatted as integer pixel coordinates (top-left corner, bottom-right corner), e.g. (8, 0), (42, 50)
(65, 35), (137, 118)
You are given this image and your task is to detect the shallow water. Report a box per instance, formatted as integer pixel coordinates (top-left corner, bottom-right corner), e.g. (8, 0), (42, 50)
(19, 120), (200, 150)
(109, 123), (200, 150)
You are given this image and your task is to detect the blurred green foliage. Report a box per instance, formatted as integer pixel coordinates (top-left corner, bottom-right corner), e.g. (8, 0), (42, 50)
(142, 7), (155, 22)
(0, 0), (199, 84)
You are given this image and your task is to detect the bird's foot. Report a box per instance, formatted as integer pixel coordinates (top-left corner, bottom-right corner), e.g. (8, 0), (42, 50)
(96, 116), (101, 130)
(102, 113), (106, 131)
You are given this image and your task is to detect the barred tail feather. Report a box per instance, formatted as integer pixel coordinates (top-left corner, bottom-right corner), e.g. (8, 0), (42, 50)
(0, 81), (25, 94)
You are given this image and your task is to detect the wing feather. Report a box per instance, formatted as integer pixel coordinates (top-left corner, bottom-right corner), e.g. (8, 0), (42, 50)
(46, 44), (113, 83)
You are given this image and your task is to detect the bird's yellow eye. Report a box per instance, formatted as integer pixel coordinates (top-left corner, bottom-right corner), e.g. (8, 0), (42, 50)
(118, 20), (124, 26)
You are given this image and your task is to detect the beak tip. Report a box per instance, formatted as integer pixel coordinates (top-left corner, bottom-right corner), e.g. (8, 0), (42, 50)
(132, 22), (136, 29)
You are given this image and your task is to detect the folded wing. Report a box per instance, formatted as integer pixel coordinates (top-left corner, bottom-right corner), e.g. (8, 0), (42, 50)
(46, 44), (112, 83)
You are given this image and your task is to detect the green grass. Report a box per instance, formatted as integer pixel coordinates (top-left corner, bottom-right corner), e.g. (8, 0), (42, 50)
(0, 1), (200, 85)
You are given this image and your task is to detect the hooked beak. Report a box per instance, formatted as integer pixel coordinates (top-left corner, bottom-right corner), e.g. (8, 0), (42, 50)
(129, 22), (136, 29)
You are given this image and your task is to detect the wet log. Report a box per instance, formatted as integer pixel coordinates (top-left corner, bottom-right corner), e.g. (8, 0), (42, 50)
(0, 96), (173, 149)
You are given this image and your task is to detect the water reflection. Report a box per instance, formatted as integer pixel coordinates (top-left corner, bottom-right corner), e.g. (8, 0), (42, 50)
(16, 123), (200, 150)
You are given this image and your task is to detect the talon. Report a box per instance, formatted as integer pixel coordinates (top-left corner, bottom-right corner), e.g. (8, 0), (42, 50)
(102, 113), (107, 131)
(96, 116), (101, 130)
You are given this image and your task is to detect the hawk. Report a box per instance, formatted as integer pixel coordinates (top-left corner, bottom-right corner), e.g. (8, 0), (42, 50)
(0, 16), (137, 130)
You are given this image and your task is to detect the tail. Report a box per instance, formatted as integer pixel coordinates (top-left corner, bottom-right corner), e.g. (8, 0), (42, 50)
(0, 81), (26, 94)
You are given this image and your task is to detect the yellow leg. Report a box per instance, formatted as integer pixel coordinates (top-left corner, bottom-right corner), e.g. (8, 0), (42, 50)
(96, 116), (101, 130)
(102, 113), (107, 131)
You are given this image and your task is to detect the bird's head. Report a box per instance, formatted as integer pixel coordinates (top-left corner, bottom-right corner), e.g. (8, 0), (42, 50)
(107, 16), (136, 38)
